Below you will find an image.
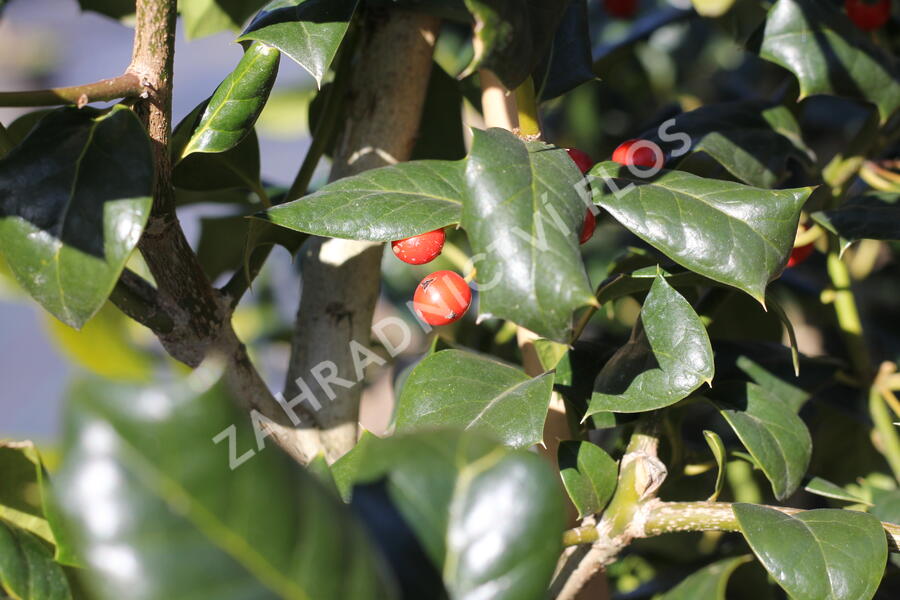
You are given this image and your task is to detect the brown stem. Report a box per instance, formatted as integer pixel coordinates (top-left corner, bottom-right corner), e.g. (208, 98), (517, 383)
(0, 74), (145, 107)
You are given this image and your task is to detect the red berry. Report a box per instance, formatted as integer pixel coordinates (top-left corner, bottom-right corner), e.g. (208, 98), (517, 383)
(612, 139), (661, 168)
(787, 243), (814, 268)
(391, 228), (446, 265)
(604, 0), (638, 19)
(566, 148), (594, 174)
(845, 0), (890, 31)
(413, 270), (472, 326)
(580, 209), (596, 244)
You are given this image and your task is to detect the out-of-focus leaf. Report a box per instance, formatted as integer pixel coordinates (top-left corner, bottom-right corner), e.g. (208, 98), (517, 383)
(532, 0), (593, 101)
(734, 504), (886, 600)
(179, 0), (270, 39)
(557, 440), (617, 518)
(463, 128), (595, 342)
(78, 0), (133, 20)
(804, 477), (869, 505)
(759, 0), (900, 122)
(350, 430), (565, 600)
(331, 429), (380, 502)
(589, 162), (811, 303)
(811, 192), (900, 254)
(659, 555), (751, 600)
(181, 42), (279, 158)
(766, 295), (799, 376)
(691, 0), (737, 18)
(55, 368), (398, 599)
(462, 0), (571, 89)
(587, 275), (714, 415)
(533, 338), (568, 371)
(259, 160), (464, 240)
(0, 442), (78, 566)
(0, 520), (72, 600)
(45, 302), (152, 382)
(644, 101), (814, 188)
(0, 106), (153, 329)
(711, 382), (812, 500)
(238, 0), (359, 87)
(307, 453), (341, 498)
(394, 349), (553, 449)
(703, 430), (727, 501)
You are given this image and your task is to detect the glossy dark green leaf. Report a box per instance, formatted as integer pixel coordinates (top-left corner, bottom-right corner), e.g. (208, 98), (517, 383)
(238, 0), (358, 87)
(260, 160), (463, 240)
(811, 192), (900, 253)
(0, 442), (78, 566)
(659, 555), (751, 600)
(533, 338), (568, 371)
(804, 477), (869, 505)
(394, 349), (553, 448)
(0, 106), (153, 329)
(557, 441), (617, 518)
(350, 430), (565, 600)
(462, 0), (570, 90)
(180, 0), (271, 39)
(77, 0), (133, 20)
(587, 275), (714, 416)
(644, 101), (814, 188)
(463, 128), (595, 342)
(703, 430), (727, 502)
(758, 0), (900, 122)
(181, 42), (280, 158)
(734, 504), (886, 600)
(55, 368), (398, 600)
(589, 162), (811, 303)
(0, 520), (71, 600)
(712, 382), (811, 500)
(595, 264), (718, 306)
(331, 429), (380, 502)
(196, 215), (251, 282)
(766, 294), (799, 376)
(532, 0), (594, 102)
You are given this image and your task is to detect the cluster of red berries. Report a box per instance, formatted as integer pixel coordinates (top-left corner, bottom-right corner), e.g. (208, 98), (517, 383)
(604, 0), (638, 19)
(845, 0), (891, 31)
(396, 138), (664, 326)
(391, 229), (472, 326)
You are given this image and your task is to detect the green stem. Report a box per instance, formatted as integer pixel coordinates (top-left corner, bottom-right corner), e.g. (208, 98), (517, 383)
(869, 384), (900, 482)
(514, 77), (540, 138)
(826, 241), (871, 382)
(0, 74), (145, 107)
(0, 122), (13, 156)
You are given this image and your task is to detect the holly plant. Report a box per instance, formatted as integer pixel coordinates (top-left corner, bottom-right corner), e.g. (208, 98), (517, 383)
(2, 0), (900, 599)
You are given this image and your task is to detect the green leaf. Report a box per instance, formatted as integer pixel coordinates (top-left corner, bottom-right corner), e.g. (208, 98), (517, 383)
(0, 520), (71, 600)
(0, 442), (78, 566)
(711, 383), (812, 500)
(462, 0), (570, 90)
(766, 294), (800, 376)
(411, 63), (466, 161)
(331, 429), (380, 502)
(734, 504), (887, 600)
(180, 42), (280, 159)
(179, 0), (271, 39)
(55, 367), (398, 600)
(595, 264), (717, 306)
(365, 0), (471, 22)
(659, 555), (751, 600)
(0, 106), (154, 329)
(533, 338), (568, 371)
(804, 477), (870, 505)
(350, 430), (565, 600)
(589, 162), (811, 303)
(758, 0), (900, 122)
(586, 274), (714, 415)
(260, 159), (464, 240)
(394, 349), (554, 449)
(238, 0), (359, 87)
(811, 192), (900, 253)
(45, 302), (152, 382)
(307, 453), (341, 498)
(557, 441), (617, 518)
(532, 0), (594, 101)
(703, 430), (727, 502)
(463, 128), (595, 342)
(77, 0), (133, 20)
(644, 101), (814, 188)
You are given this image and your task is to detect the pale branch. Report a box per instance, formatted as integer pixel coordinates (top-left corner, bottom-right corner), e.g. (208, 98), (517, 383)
(561, 501), (900, 553)
(283, 9), (441, 463)
(0, 74), (145, 107)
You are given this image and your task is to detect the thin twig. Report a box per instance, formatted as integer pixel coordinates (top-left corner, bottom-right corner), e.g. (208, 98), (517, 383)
(0, 74), (145, 107)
